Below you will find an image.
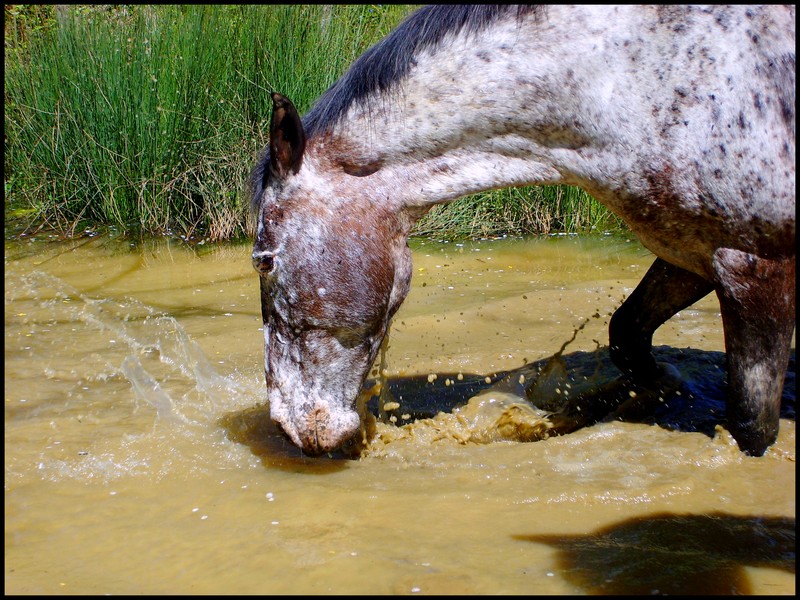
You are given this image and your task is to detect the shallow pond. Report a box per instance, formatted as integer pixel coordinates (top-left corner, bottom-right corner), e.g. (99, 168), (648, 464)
(4, 233), (795, 595)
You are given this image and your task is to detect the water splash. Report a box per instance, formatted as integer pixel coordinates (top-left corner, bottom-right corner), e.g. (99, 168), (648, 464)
(120, 354), (191, 425)
(5, 269), (260, 483)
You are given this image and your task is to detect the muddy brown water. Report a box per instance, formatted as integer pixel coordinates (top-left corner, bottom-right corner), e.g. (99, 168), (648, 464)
(5, 233), (795, 595)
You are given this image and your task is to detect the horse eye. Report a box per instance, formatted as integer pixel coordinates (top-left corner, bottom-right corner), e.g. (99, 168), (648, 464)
(331, 327), (367, 349)
(252, 251), (275, 275)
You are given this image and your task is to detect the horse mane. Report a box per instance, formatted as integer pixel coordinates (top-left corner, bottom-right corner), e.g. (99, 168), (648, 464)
(303, 5), (543, 138)
(250, 5), (543, 211)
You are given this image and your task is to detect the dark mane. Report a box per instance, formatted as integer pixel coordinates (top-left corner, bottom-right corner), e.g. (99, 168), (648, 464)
(250, 5), (542, 210)
(303, 5), (542, 138)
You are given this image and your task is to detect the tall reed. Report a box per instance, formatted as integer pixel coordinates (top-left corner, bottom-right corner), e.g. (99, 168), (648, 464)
(414, 186), (623, 239)
(5, 5), (621, 241)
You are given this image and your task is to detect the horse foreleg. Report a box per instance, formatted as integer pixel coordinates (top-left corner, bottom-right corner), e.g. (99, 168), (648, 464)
(545, 259), (712, 436)
(609, 257), (713, 384)
(712, 249), (795, 457)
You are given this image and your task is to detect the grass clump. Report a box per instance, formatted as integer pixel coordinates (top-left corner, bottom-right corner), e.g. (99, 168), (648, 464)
(5, 5), (622, 242)
(414, 186), (622, 239)
(4, 5), (411, 240)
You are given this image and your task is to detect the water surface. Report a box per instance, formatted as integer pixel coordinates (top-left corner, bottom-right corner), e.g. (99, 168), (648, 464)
(4, 233), (795, 595)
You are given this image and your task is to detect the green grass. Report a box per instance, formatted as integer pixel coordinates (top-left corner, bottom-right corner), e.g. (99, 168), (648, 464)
(4, 4), (622, 242)
(415, 186), (623, 239)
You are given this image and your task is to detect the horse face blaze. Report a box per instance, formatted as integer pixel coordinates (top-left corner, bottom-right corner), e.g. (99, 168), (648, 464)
(254, 200), (412, 455)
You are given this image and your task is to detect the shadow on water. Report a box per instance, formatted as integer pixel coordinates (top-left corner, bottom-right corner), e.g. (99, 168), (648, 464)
(218, 405), (355, 473)
(220, 346), (795, 465)
(371, 345), (795, 438)
(514, 512), (796, 595)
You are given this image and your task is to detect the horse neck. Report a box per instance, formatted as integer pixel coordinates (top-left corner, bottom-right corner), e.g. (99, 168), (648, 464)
(309, 3), (796, 217)
(310, 16), (573, 212)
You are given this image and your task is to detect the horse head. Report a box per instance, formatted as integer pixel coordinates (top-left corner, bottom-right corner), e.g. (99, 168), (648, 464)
(251, 93), (413, 455)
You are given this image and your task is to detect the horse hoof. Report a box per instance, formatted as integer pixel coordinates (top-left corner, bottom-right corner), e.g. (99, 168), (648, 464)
(652, 361), (683, 395)
(727, 420), (778, 457)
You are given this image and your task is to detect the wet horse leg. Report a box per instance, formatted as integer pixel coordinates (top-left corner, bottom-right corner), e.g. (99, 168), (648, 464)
(547, 258), (712, 436)
(608, 257), (713, 385)
(712, 250), (795, 456)
(591, 258), (715, 427)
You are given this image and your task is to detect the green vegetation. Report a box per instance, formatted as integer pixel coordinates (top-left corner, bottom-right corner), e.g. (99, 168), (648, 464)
(415, 186), (622, 239)
(4, 4), (622, 242)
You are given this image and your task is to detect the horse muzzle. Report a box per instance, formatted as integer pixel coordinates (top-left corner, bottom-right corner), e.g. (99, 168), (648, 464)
(270, 395), (361, 455)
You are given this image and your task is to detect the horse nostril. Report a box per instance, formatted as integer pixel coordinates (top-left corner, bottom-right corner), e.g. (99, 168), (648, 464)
(252, 252), (275, 275)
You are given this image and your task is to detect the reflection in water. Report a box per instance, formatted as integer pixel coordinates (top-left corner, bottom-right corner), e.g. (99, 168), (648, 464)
(4, 234), (795, 595)
(517, 513), (796, 595)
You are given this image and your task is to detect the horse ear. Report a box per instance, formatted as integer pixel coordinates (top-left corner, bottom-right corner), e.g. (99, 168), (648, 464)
(270, 92), (306, 177)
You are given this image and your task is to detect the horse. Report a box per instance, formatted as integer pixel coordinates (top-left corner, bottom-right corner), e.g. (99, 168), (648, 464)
(249, 5), (795, 457)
